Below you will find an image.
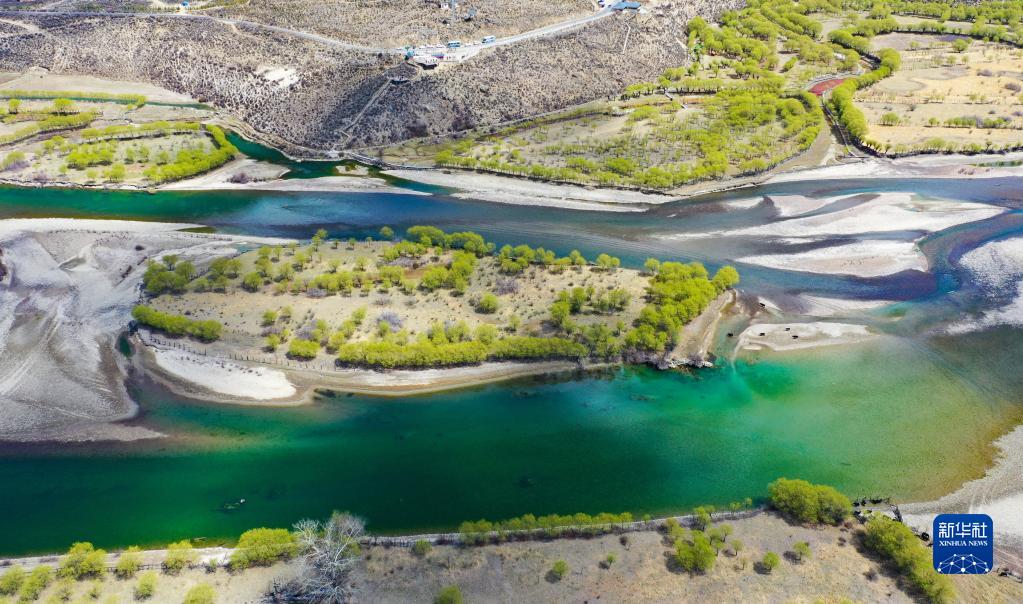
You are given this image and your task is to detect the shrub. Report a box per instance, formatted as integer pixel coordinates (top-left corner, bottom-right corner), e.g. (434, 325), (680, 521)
(18, 566), (52, 602)
(768, 478), (851, 525)
(230, 528), (298, 569)
(115, 546), (143, 579)
(58, 542), (107, 579)
(132, 306), (222, 341)
(550, 560), (569, 581)
(761, 551), (780, 573)
(411, 539), (432, 557)
(182, 583), (215, 604)
(133, 571), (157, 600)
(476, 293), (499, 314)
(864, 515), (955, 603)
(287, 338), (320, 359)
(434, 585), (463, 604)
(675, 531), (716, 573)
(792, 541), (811, 562)
(0, 566), (25, 595)
(162, 540), (196, 574)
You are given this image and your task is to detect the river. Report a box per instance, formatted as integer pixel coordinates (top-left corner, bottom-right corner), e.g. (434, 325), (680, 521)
(0, 167), (1021, 555)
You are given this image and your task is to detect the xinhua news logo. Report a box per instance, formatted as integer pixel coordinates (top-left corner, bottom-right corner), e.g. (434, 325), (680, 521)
(933, 513), (993, 574)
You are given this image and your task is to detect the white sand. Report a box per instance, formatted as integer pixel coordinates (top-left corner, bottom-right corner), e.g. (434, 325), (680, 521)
(949, 237), (1023, 332)
(739, 240), (927, 278)
(798, 295), (894, 317)
(730, 193), (1003, 239)
(766, 151), (1023, 184)
(150, 346), (296, 401)
(0, 218), (273, 440)
(765, 194), (837, 217)
(738, 322), (874, 352)
(384, 169), (676, 211)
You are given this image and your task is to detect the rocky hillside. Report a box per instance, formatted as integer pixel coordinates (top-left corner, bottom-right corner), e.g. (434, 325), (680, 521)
(0, 1), (744, 154)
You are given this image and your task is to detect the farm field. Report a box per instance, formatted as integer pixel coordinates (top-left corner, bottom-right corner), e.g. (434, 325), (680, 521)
(858, 32), (1023, 153)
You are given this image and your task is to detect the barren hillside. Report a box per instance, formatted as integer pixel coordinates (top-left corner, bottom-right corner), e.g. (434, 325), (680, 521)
(0, 1), (743, 153)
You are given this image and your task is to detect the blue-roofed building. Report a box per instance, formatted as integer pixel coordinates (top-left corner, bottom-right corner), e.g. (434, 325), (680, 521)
(611, 1), (641, 10)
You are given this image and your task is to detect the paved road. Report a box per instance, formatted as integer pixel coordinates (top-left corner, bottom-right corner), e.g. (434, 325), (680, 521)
(0, 6), (615, 59)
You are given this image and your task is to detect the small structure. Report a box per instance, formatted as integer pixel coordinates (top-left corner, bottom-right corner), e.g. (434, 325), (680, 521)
(446, 40), (462, 48)
(611, 1), (641, 11)
(482, 35), (496, 44)
(412, 55), (440, 69)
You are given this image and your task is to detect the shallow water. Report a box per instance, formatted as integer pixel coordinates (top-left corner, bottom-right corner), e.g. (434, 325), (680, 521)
(1, 172), (1022, 554)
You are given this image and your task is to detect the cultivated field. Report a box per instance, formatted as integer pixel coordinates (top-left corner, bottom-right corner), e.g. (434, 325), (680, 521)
(858, 33), (1023, 153)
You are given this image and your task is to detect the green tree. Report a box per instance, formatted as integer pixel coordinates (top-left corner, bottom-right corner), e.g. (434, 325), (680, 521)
(8, 98), (20, 114)
(183, 583), (215, 604)
(412, 539), (432, 557)
(0, 566), (25, 595)
(58, 542), (107, 580)
(864, 515), (955, 603)
(768, 478), (851, 525)
(379, 226), (395, 240)
(476, 293), (499, 314)
(163, 540), (196, 574)
(115, 546), (143, 579)
(133, 571), (157, 600)
(230, 528), (298, 569)
(761, 551), (780, 573)
(792, 541), (811, 562)
(675, 531), (716, 574)
(550, 559), (569, 581)
(434, 585), (463, 604)
(242, 271), (263, 292)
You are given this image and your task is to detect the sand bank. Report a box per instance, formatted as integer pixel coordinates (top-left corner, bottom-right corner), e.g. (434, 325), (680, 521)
(0, 219), (277, 441)
(164, 160), (427, 195)
(384, 169), (677, 212)
(739, 239), (927, 278)
(766, 151), (1023, 184)
(798, 295), (894, 317)
(148, 345), (297, 401)
(738, 322), (875, 352)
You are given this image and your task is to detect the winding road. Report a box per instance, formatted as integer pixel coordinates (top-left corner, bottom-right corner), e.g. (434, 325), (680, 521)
(0, 5), (616, 59)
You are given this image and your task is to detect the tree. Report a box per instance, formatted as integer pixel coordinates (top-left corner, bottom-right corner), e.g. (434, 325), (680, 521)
(476, 293), (499, 314)
(183, 583), (215, 604)
(163, 540), (196, 574)
(115, 546), (143, 578)
(675, 531), (716, 573)
(435, 585), (464, 604)
(863, 515), (955, 603)
(412, 539), (432, 557)
(52, 98), (75, 114)
(550, 559), (569, 581)
(379, 226), (395, 240)
(792, 541), (811, 562)
(768, 478), (851, 525)
(293, 511), (365, 604)
(761, 551), (780, 573)
(880, 112), (901, 126)
(730, 539), (744, 557)
(230, 528), (298, 569)
(0, 566), (25, 595)
(8, 98), (20, 114)
(133, 571), (157, 600)
(242, 271), (263, 292)
(58, 542), (107, 579)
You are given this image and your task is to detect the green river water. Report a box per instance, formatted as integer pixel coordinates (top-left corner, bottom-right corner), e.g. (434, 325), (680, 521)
(1, 164), (1022, 555)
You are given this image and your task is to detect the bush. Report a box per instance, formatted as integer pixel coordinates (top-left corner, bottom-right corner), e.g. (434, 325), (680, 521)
(162, 540), (196, 574)
(434, 585), (463, 604)
(864, 515), (955, 603)
(115, 546), (143, 579)
(550, 559), (569, 580)
(675, 531), (716, 573)
(411, 539), (432, 557)
(58, 542), (107, 579)
(287, 338), (320, 359)
(792, 541), (811, 562)
(0, 566), (25, 595)
(230, 528), (298, 569)
(183, 583), (215, 604)
(476, 293), (499, 314)
(132, 305), (222, 341)
(17, 566), (52, 601)
(768, 478), (851, 525)
(761, 551), (780, 573)
(133, 571), (157, 600)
